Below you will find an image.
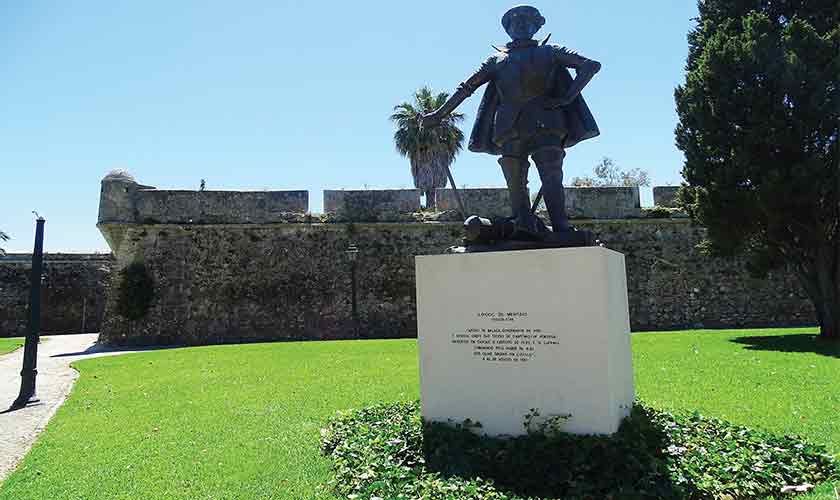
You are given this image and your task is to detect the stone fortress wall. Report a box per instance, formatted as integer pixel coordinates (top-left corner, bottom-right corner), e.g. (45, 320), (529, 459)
(91, 173), (815, 346)
(0, 253), (113, 336)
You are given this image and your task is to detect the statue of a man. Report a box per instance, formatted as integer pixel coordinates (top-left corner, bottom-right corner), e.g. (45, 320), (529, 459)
(422, 5), (601, 237)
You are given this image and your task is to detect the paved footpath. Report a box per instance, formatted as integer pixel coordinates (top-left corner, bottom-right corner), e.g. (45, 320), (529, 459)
(0, 334), (154, 481)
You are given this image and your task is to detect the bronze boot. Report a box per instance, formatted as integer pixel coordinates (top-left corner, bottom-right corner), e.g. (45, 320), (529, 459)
(499, 156), (540, 236)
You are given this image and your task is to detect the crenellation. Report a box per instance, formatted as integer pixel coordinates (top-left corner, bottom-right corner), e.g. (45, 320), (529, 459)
(323, 189), (421, 219)
(133, 189), (308, 224)
(653, 186), (680, 208)
(435, 188), (515, 218)
(565, 186), (642, 219)
(98, 173), (307, 226)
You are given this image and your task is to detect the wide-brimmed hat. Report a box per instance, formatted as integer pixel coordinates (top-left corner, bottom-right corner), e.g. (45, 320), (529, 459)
(501, 5), (545, 31)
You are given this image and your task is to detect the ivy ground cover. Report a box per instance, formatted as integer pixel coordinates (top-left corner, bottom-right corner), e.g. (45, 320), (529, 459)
(321, 400), (836, 499)
(0, 328), (837, 499)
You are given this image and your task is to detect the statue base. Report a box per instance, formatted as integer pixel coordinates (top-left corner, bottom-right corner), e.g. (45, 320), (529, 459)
(416, 246), (635, 436)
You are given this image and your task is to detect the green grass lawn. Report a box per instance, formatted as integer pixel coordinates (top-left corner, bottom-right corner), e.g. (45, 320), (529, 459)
(0, 328), (837, 499)
(0, 338), (24, 355)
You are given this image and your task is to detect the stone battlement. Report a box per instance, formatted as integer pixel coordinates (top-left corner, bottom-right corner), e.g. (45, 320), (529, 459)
(435, 188), (515, 218)
(653, 186), (680, 208)
(99, 173), (677, 225)
(323, 189), (421, 218)
(326, 186), (645, 220)
(98, 173), (308, 225)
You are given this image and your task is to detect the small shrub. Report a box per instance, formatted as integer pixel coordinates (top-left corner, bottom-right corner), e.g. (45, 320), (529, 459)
(320, 401), (838, 500)
(115, 262), (154, 320)
(643, 206), (681, 218)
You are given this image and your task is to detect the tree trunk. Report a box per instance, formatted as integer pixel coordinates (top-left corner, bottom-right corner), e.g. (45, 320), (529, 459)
(795, 246), (840, 342)
(818, 307), (840, 340)
(425, 189), (436, 210)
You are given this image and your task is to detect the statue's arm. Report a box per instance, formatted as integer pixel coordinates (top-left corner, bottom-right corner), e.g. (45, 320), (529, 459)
(422, 59), (494, 128)
(550, 47), (601, 107)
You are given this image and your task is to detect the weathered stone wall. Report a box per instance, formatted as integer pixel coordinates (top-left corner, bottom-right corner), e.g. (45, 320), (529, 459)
(93, 174), (816, 345)
(97, 219), (815, 346)
(134, 190), (308, 224)
(2, 177), (809, 343)
(566, 187), (642, 219)
(653, 186), (680, 208)
(98, 223), (462, 345)
(435, 188), (516, 218)
(591, 220), (814, 330)
(0, 254), (113, 336)
(323, 190), (421, 219)
(436, 187), (643, 220)
(98, 171), (307, 225)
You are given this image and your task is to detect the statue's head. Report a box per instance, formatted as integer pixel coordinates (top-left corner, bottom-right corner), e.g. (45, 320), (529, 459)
(501, 5), (545, 41)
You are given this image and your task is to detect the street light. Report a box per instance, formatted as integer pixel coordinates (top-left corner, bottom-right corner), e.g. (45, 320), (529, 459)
(12, 216), (45, 409)
(345, 243), (359, 338)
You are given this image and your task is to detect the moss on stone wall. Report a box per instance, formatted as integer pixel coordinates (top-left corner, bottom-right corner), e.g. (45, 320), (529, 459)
(115, 262), (155, 321)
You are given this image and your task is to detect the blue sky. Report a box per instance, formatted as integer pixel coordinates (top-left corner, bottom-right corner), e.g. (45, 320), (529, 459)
(0, 1), (698, 252)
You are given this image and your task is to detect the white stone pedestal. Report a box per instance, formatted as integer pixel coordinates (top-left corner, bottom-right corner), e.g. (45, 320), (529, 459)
(416, 247), (634, 437)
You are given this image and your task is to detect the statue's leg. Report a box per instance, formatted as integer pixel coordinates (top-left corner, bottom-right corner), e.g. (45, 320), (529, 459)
(499, 155), (539, 233)
(499, 156), (530, 217)
(533, 146), (571, 232)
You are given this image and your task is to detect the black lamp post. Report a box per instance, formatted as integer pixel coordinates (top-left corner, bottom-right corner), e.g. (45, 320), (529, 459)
(13, 216), (45, 409)
(345, 243), (359, 338)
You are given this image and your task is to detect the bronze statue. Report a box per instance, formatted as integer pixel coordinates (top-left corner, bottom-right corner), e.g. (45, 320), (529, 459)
(422, 5), (601, 244)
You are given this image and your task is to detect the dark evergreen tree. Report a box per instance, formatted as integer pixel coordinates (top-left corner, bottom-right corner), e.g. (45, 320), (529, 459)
(676, 0), (839, 339)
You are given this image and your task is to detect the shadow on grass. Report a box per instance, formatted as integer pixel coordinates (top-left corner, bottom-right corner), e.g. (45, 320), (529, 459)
(422, 406), (680, 499)
(50, 342), (183, 358)
(731, 334), (840, 358)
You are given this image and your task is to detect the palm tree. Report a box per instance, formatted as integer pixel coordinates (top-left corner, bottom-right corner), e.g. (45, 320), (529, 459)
(391, 87), (464, 209)
(0, 230), (8, 256)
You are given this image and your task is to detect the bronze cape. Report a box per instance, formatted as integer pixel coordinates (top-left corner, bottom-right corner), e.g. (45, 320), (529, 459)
(468, 65), (600, 155)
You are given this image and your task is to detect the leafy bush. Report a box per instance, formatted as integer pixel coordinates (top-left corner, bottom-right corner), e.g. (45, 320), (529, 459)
(115, 262), (154, 320)
(643, 206), (684, 218)
(320, 401), (837, 500)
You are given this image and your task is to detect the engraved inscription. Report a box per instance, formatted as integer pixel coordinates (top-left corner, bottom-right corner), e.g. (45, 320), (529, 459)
(449, 311), (559, 364)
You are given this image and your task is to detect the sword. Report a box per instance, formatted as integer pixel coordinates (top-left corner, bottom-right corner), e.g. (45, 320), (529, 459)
(530, 188), (543, 215)
(444, 163), (468, 220)
(419, 115), (468, 219)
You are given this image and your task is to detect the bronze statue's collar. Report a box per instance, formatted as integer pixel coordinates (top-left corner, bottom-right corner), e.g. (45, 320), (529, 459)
(492, 35), (550, 53)
(506, 39), (538, 49)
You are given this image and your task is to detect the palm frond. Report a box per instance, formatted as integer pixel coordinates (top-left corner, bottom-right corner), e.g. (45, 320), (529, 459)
(0, 230), (8, 256)
(391, 86), (466, 190)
